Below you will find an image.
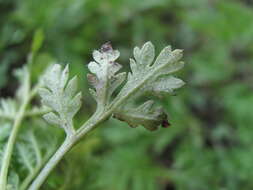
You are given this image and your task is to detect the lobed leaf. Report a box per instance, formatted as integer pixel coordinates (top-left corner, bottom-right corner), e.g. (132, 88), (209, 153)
(113, 41), (185, 130)
(113, 101), (169, 131)
(87, 42), (126, 111)
(147, 76), (185, 96)
(39, 64), (82, 134)
(16, 128), (57, 190)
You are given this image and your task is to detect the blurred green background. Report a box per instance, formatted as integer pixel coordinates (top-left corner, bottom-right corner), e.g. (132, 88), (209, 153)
(1, 0), (253, 189)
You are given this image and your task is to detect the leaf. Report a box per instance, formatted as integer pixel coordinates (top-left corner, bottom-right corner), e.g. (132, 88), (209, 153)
(31, 29), (44, 54)
(17, 143), (35, 173)
(39, 64), (82, 134)
(0, 145), (4, 167)
(0, 99), (17, 120)
(113, 101), (169, 131)
(42, 112), (61, 126)
(25, 105), (51, 117)
(7, 172), (19, 190)
(16, 127), (57, 190)
(147, 76), (185, 96)
(113, 41), (185, 130)
(0, 123), (11, 141)
(124, 42), (184, 95)
(94, 145), (168, 190)
(87, 42), (126, 111)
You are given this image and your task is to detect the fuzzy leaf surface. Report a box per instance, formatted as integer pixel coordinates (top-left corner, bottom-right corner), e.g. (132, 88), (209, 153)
(113, 42), (185, 130)
(39, 64), (81, 133)
(113, 101), (169, 131)
(88, 42), (126, 111)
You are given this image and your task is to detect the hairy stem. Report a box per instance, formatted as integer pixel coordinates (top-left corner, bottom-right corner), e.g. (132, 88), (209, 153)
(28, 113), (107, 190)
(0, 98), (29, 190)
(27, 74), (152, 189)
(28, 136), (75, 190)
(28, 55), (180, 189)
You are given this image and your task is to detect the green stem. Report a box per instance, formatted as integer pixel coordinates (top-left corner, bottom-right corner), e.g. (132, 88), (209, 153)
(27, 113), (107, 190)
(0, 99), (29, 190)
(27, 74), (148, 189)
(28, 136), (75, 190)
(0, 64), (35, 189)
(20, 165), (42, 190)
(27, 58), (171, 189)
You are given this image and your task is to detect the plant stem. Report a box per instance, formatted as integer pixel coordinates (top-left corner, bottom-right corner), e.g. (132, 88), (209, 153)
(28, 62), (165, 189)
(28, 113), (107, 190)
(0, 99), (29, 190)
(20, 165), (43, 190)
(0, 65), (34, 189)
(28, 137), (74, 190)
(20, 147), (55, 190)
(27, 78), (145, 189)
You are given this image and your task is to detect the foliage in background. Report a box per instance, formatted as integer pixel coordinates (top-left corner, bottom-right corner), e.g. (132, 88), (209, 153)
(1, 0), (253, 190)
(0, 64), (59, 190)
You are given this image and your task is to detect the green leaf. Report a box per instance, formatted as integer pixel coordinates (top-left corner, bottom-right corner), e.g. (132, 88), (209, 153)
(0, 123), (11, 141)
(113, 41), (185, 130)
(113, 100), (169, 131)
(0, 99), (17, 120)
(7, 172), (19, 190)
(17, 128), (57, 190)
(39, 64), (82, 134)
(87, 42), (126, 111)
(147, 76), (185, 96)
(31, 29), (44, 54)
(17, 143), (35, 173)
(42, 112), (61, 126)
(94, 145), (168, 190)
